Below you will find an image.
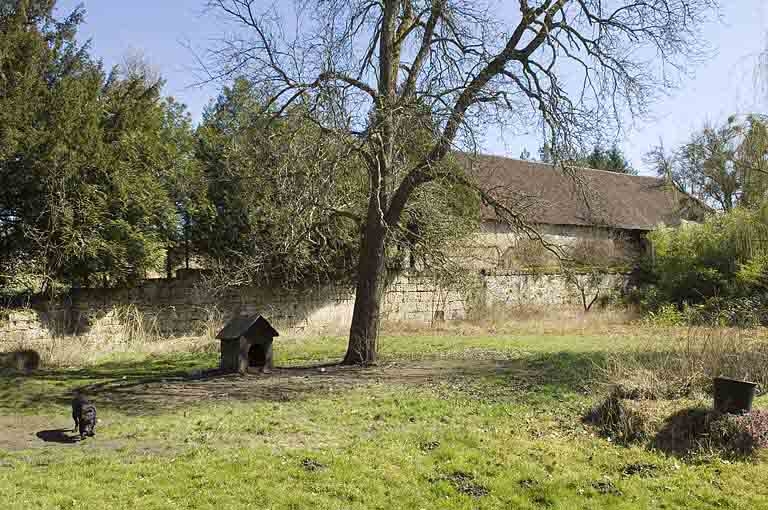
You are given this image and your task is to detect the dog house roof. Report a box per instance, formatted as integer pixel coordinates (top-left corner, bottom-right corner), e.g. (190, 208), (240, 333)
(216, 314), (279, 341)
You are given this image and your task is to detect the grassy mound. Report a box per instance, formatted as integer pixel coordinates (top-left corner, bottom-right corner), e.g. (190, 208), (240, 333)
(587, 392), (768, 459)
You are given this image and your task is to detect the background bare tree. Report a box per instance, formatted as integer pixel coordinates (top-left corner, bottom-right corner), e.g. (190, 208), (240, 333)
(758, 34), (768, 103)
(205, 0), (715, 364)
(646, 115), (768, 210)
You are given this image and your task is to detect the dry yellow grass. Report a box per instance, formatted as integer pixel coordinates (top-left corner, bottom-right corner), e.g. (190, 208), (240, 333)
(1, 304), (220, 368)
(382, 305), (638, 337)
(2, 333), (218, 368)
(5, 302), (768, 374)
(6, 304), (633, 368)
(600, 326), (768, 399)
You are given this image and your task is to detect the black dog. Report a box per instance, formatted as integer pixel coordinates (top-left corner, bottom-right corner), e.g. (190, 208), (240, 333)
(71, 394), (97, 440)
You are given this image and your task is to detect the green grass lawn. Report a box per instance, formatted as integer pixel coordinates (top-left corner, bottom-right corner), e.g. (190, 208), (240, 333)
(1, 332), (766, 509)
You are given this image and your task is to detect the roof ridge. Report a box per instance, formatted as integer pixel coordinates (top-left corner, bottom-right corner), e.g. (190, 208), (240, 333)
(471, 153), (663, 181)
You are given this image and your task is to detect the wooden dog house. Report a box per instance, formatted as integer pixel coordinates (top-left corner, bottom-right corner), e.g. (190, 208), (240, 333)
(216, 314), (279, 374)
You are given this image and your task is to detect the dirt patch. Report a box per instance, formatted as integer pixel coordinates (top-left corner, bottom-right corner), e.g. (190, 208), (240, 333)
(622, 463), (658, 478)
(430, 471), (489, 498)
(0, 416), (74, 451)
(301, 458), (326, 471)
(444, 471), (489, 498)
(0, 359), (539, 450)
(0, 416), (172, 453)
(5, 358), (547, 416)
(0, 355), (592, 453)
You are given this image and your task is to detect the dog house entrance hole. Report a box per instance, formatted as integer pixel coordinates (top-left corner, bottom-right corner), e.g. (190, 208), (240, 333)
(248, 344), (267, 367)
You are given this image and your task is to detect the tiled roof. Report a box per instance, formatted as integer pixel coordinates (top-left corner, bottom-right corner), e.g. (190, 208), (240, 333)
(464, 154), (707, 230)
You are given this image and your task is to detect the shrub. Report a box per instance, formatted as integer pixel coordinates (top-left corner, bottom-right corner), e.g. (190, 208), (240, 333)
(735, 253), (768, 290)
(638, 207), (768, 325)
(0, 349), (41, 373)
(645, 220), (735, 306)
(641, 303), (686, 327)
(636, 292), (768, 328)
(587, 396), (768, 459)
(685, 295), (768, 328)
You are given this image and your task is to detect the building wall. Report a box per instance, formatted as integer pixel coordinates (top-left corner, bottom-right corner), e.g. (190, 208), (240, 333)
(451, 221), (644, 271)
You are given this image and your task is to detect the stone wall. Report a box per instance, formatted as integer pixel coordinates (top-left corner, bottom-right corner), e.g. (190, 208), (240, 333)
(0, 309), (50, 343)
(483, 271), (627, 307)
(0, 270), (629, 342)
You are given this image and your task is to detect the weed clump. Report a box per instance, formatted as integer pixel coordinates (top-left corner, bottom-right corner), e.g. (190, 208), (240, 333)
(300, 458), (326, 471)
(584, 393), (654, 444)
(419, 440), (440, 452)
(445, 471), (489, 498)
(621, 463), (657, 477)
(592, 479), (623, 496)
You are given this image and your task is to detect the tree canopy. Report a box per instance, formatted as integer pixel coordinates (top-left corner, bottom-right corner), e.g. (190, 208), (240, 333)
(539, 143), (635, 173)
(582, 145), (636, 175)
(193, 78), (363, 287)
(0, 1), (195, 292)
(645, 115), (768, 211)
(0, 1), (480, 299)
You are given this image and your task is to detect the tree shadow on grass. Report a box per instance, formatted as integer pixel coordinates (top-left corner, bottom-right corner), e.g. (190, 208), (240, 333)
(0, 354), (217, 413)
(0, 350), (611, 415)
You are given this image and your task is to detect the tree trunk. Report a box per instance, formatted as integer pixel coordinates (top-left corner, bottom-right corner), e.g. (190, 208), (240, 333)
(343, 208), (387, 365)
(166, 247), (173, 279)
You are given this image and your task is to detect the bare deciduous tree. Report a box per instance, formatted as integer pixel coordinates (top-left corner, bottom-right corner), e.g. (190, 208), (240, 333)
(204, 0), (715, 364)
(758, 34), (768, 103)
(120, 48), (162, 86)
(646, 115), (768, 211)
(563, 268), (605, 312)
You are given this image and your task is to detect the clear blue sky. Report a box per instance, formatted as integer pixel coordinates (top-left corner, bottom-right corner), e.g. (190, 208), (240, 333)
(56, 1), (767, 175)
